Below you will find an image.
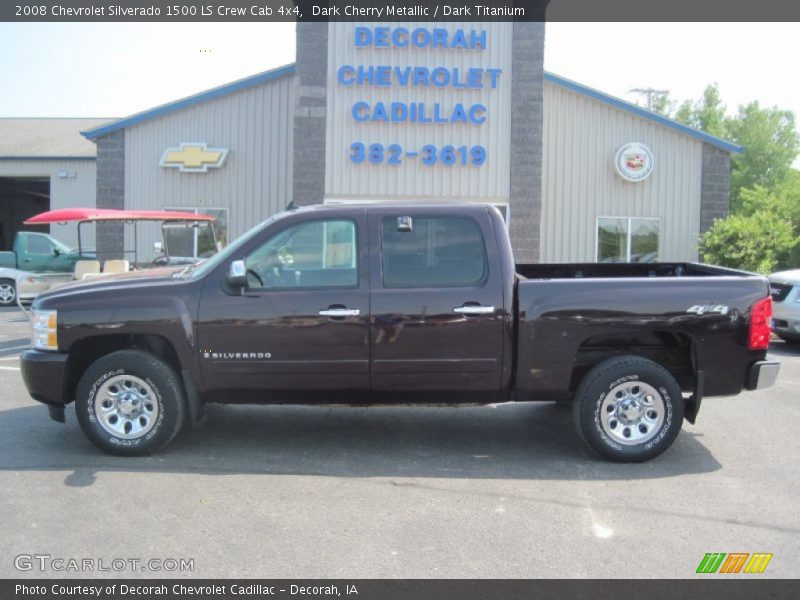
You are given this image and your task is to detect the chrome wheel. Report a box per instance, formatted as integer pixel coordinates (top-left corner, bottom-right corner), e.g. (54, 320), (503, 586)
(0, 282), (15, 305)
(600, 381), (664, 445)
(94, 375), (159, 439)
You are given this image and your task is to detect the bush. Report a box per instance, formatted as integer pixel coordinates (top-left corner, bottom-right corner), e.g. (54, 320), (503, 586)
(700, 211), (796, 274)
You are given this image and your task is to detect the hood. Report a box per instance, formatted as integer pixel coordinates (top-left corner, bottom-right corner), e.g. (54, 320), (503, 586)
(36, 266), (185, 301)
(768, 269), (800, 285)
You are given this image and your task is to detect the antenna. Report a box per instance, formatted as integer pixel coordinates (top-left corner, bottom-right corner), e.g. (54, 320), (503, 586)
(629, 87), (669, 111)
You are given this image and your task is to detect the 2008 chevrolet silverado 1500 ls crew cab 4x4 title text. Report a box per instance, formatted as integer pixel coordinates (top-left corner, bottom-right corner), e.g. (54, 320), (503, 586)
(20, 204), (779, 461)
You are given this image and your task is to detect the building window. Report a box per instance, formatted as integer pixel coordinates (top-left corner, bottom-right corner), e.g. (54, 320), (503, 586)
(597, 217), (660, 263)
(164, 207), (229, 258)
(381, 216), (487, 288)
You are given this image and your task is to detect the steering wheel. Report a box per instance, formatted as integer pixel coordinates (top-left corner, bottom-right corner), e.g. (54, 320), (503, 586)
(246, 268), (263, 288)
(151, 255), (170, 267)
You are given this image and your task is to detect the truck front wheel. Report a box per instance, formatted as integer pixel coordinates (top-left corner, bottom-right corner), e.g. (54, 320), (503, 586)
(75, 350), (186, 456)
(573, 356), (684, 462)
(0, 279), (16, 306)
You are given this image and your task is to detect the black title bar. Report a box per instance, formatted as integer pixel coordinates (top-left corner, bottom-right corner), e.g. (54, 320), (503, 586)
(3, 579), (800, 600)
(2, 0), (800, 22)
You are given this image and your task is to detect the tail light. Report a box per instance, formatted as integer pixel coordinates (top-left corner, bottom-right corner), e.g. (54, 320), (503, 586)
(748, 296), (773, 350)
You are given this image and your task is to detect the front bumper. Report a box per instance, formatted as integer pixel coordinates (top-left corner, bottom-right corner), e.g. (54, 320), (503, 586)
(20, 349), (69, 409)
(745, 360), (780, 391)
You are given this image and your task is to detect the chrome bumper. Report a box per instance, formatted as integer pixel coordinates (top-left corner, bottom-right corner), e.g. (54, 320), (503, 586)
(746, 361), (780, 391)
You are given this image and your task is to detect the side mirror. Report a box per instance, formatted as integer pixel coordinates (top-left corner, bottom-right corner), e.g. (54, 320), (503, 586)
(154, 241), (164, 254)
(52, 247), (62, 257)
(227, 259), (247, 289)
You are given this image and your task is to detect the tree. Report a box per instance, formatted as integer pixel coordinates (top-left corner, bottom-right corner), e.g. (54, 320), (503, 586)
(726, 102), (799, 209)
(650, 84), (799, 209)
(673, 83), (728, 138)
(700, 210), (796, 274)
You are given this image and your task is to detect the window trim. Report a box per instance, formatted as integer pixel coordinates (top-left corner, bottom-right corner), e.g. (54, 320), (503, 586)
(379, 214), (490, 290)
(595, 216), (661, 263)
(244, 216), (360, 292)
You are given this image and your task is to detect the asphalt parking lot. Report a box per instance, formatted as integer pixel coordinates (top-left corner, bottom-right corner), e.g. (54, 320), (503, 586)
(0, 304), (798, 579)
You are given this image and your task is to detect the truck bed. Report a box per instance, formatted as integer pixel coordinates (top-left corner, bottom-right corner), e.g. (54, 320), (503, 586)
(513, 262), (770, 401)
(516, 262), (753, 280)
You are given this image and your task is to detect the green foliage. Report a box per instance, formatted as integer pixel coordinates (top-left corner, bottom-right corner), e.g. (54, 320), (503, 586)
(653, 83), (800, 270)
(700, 211), (796, 274)
(650, 84), (799, 208)
(727, 102), (799, 210)
(672, 84), (728, 138)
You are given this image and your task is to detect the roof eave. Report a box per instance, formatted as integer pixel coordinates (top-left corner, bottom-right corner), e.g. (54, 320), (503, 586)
(82, 63), (296, 141)
(544, 72), (744, 154)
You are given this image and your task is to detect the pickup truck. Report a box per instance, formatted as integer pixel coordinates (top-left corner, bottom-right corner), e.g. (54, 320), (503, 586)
(20, 204), (780, 461)
(0, 231), (92, 306)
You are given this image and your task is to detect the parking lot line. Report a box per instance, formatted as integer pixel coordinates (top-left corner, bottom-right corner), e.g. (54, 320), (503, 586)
(0, 366), (20, 371)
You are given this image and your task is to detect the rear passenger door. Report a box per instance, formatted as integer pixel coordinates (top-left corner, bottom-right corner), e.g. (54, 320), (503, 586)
(368, 210), (505, 396)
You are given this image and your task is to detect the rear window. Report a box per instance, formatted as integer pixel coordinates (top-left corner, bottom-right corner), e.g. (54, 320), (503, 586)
(381, 216), (487, 288)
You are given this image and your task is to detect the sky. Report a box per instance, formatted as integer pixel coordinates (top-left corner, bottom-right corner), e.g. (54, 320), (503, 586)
(0, 22), (798, 129)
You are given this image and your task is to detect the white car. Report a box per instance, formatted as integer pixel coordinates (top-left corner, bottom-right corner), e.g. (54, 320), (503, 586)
(0, 267), (71, 307)
(769, 269), (800, 342)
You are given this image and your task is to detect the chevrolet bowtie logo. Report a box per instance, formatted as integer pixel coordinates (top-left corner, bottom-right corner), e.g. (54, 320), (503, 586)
(159, 142), (229, 173)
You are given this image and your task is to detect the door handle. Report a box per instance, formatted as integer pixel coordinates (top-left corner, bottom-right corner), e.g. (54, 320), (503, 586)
(453, 305), (496, 315)
(318, 308), (361, 317)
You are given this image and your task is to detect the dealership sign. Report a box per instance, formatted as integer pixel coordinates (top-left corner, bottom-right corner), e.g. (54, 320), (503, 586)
(160, 143), (229, 173)
(338, 26), (500, 168)
(614, 142), (654, 182)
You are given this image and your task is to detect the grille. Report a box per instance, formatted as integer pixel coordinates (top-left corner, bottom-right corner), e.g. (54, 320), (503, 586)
(769, 282), (793, 303)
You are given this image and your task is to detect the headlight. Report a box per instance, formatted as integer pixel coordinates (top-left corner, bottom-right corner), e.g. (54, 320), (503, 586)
(31, 309), (58, 351)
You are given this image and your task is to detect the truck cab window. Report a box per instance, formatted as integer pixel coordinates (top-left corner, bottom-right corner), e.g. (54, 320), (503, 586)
(381, 216), (487, 288)
(245, 219), (357, 289)
(26, 235), (55, 255)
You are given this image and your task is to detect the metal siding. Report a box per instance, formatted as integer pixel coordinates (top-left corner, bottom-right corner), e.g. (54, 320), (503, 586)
(124, 74), (295, 262)
(0, 159), (97, 248)
(541, 82), (703, 263)
(325, 22), (512, 204)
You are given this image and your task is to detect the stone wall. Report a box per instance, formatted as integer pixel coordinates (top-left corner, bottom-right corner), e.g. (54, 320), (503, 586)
(700, 142), (731, 235)
(95, 130), (125, 259)
(509, 22), (545, 263)
(292, 22), (328, 207)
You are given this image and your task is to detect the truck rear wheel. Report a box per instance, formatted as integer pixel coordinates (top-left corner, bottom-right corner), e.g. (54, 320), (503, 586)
(573, 356), (684, 462)
(0, 279), (16, 306)
(75, 350), (185, 456)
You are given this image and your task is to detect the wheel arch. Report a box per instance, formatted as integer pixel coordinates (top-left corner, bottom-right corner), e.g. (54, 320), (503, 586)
(569, 330), (696, 395)
(65, 333), (182, 404)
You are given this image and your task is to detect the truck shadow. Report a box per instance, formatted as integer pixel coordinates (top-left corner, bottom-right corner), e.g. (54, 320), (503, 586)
(0, 402), (720, 486)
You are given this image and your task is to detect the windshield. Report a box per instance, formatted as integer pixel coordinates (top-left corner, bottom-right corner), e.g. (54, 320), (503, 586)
(184, 212), (287, 280)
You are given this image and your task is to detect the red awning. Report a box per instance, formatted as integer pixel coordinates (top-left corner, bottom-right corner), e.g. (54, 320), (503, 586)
(25, 208), (215, 225)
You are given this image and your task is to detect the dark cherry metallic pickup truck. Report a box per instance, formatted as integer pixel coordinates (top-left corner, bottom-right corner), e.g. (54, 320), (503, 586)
(20, 204), (779, 461)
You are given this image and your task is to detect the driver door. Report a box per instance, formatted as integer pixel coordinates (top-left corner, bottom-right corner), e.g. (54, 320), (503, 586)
(197, 212), (370, 402)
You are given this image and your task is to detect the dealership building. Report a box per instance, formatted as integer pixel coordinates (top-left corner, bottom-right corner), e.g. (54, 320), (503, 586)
(3, 23), (742, 264)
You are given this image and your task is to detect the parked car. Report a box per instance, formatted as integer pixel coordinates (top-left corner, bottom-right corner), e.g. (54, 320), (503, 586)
(20, 204), (779, 461)
(769, 269), (800, 342)
(0, 231), (93, 306)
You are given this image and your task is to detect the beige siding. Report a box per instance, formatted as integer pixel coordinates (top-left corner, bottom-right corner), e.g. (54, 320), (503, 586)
(124, 74), (295, 262)
(0, 159), (97, 249)
(541, 82), (703, 263)
(325, 22), (512, 204)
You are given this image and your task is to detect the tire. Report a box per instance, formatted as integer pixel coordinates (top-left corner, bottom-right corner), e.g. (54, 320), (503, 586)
(0, 279), (16, 306)
(75, 350), (186, 456)
(572, 355), (684, 462)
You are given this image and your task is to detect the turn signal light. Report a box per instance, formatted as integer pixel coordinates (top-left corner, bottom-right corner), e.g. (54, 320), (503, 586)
(748, 297), (772, 350)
